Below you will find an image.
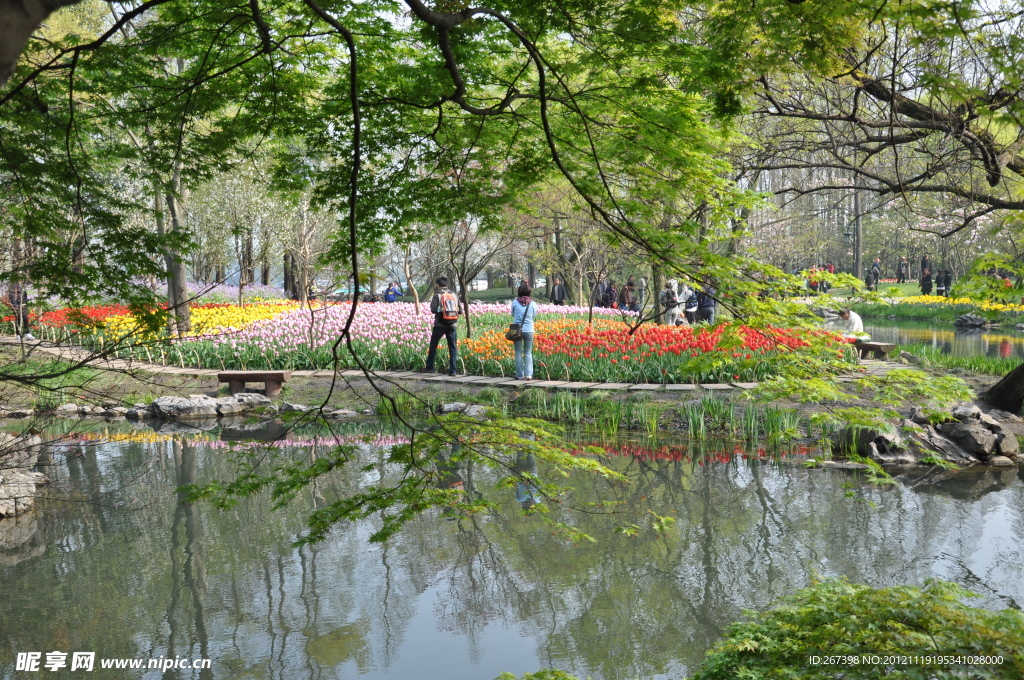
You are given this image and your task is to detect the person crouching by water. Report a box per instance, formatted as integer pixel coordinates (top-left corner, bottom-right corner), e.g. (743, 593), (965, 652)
(838, 308), (864, 337)
(511, 282), (537, 380)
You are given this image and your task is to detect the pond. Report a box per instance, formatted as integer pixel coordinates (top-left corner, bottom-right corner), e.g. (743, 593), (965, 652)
(862, 318), (1024, 359)
(1, 420), (1022, 680)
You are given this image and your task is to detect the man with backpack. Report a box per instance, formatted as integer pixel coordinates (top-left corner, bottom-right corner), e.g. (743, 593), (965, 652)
(425, 276), (460, 376)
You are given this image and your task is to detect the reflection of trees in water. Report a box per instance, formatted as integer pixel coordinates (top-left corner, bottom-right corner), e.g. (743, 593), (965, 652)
(2, 435), (1023, 680)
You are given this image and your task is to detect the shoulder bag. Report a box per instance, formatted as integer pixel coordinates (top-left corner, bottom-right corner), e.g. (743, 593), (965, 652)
(506, 302), (531, 342)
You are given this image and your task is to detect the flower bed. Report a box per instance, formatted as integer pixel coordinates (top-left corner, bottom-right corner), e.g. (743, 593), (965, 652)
(465, 321), (852, 382)
(33, 300), (855, 383)
(29, 301), (300, 338)
(848, 294), (1024, 324)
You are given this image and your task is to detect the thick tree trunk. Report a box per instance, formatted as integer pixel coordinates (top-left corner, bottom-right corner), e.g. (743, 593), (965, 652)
(983, 362), (1024, 414)
(157, 180), (192, 336)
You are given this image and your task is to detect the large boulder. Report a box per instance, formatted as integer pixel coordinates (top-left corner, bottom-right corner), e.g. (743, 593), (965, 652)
(150, 395), (219, 420)
(996, 432), (1020, 458)
(0, 433), (41, 469)
(937, 422), (998, 460)
(222, 391), (274, 411)
(954, 313), (988, 327)
(0, 470), (46, 518)
(904, 425), (977, 466)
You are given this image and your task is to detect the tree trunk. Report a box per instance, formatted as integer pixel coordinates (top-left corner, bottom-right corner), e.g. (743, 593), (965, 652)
(261, 263), (270, 286)
(457, 267), (472, 339)
(283, 252), (293, 296)
(404, 245), (420, 314)
(983, 362), (1024, 414)
(160, 175), (192, 336)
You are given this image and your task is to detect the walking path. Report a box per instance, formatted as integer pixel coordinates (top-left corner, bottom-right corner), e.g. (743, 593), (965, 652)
(0, 337), (899, 394)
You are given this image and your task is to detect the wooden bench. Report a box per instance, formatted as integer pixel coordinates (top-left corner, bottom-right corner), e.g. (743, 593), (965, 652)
(217, 370), (292, 397)
(853, 341), (896, 360)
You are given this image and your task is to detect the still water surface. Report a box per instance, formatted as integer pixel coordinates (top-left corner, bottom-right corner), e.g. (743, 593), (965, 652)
(863, 318), (1024, 359)
(1, 422), (1022, 679)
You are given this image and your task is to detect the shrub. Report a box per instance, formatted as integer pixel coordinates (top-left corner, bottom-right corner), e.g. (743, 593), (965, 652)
(694, 578), (1024, 679)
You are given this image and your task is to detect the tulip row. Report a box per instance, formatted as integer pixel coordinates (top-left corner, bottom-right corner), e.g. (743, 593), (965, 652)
(39, 300), (854, 383)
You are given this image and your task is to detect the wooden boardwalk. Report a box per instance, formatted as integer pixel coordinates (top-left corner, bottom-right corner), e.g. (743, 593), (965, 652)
(0, 337), (900, 393)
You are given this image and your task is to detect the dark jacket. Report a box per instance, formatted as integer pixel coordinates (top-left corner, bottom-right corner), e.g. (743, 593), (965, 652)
(7, 284), (26, 309)
(617, 285), (634, 309)
(696, 288), (716, 310)
(602, 285), (618, 308)
(550, 283), (566, 303)
(430, 289), (458, 327)
(920, 274), (933, 294)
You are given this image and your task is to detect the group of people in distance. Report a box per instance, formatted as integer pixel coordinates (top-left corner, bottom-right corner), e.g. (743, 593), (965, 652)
(593, 276), (646, 312)
(658, 279), (716, 325)
(920, 269), (953, 296)
(807, 263), (836, 293)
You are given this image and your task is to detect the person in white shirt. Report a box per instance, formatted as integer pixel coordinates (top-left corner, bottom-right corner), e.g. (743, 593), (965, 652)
(839, 308), (863, 335)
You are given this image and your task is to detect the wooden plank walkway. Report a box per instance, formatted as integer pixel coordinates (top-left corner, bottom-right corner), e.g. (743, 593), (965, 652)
(0, 337), (903, 395)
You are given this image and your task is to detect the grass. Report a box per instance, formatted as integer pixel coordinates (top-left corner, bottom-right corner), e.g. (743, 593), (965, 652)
(893, 343), (1021, 376)
(466, 286), (516, 303)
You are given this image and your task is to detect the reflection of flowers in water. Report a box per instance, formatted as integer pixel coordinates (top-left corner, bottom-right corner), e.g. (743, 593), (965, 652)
(577, 442), (811, 463)
(191, 435), (410, 450)
(59, 431), (176, 444)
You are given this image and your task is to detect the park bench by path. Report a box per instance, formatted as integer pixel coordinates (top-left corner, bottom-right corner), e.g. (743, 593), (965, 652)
(853, 340), (896, 360)
(217, 370), (292, 397)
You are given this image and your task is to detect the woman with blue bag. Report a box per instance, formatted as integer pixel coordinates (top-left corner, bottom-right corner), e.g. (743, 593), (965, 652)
(508, 282), (538, 380)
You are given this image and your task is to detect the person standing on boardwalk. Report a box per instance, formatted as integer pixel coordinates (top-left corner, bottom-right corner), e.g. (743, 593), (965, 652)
(511, 282), (537, 380)
(425, 276), (460, 376)
(550, 276), (566, 306)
